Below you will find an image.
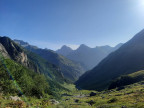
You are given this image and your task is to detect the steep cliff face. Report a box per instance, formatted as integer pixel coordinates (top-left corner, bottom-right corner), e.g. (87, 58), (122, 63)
(0, 36), (29, 66)
(15, 52), (28, 66)
(0, 43), (10, 58)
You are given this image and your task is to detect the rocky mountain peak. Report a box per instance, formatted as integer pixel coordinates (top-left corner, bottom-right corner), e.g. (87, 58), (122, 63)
(77, 44), (90, 51)
(61, 45), (72, 50)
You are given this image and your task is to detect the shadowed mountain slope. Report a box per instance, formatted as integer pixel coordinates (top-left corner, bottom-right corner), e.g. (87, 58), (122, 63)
(76, 29), (144, 91)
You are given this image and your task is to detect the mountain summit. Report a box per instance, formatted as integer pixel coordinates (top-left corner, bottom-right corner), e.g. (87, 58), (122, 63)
(64, 44), (122, 70)
(77, 44), (90, 50)
(56, 45), (73, 56)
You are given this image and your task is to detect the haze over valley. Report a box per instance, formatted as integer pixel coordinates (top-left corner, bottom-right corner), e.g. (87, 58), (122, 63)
(1, 0), (144, 107)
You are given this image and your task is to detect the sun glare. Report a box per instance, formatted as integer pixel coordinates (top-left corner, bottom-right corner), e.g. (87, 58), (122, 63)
(137, 0), (144, 13)
(139, 0), (144, 6)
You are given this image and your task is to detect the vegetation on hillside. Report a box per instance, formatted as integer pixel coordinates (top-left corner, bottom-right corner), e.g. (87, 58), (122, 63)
(109, 70), (144, 89)
(1, 79), (144, 107)
(0, 58), (50, 97)
(0, 36), (70, 95)
(26, 50), (70, 84)
(26, 47), (85, 81)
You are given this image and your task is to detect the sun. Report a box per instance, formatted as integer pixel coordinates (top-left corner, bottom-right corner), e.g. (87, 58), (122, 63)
(139, 0), (144, 6)
(137, 0), (144, 12)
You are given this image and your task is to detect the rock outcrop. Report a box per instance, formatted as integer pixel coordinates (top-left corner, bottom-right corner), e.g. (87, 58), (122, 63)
(9, 96), (22, 101)
(0, 36), (29, 66)
(0, 43), (10, 58)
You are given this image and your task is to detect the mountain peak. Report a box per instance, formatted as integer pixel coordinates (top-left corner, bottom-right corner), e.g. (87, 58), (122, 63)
(95, 45), (111, 49)
(0, 36), (11, 42)
(80, 44), (88, 47)
(14, 39), (38, 49)
(78, 44), (89, 49)
(14, 39), (29, 47)
(56, 45), (73, 56)
(61, 45), (72, 50)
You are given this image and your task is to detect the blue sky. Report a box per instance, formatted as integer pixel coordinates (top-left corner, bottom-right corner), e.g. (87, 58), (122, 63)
(0, 0), (144, 50)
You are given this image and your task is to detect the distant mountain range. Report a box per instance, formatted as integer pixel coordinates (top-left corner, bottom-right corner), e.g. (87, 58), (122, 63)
(56, 43), (123, 70)
(76, 29), (144, 91)
(14, 40), (85, 81)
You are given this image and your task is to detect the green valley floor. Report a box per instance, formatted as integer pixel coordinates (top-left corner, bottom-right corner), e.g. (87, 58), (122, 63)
(1, 82), (144, 108)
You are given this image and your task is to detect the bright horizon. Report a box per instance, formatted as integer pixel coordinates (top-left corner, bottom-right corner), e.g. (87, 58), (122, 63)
(0, 0), (144, 50)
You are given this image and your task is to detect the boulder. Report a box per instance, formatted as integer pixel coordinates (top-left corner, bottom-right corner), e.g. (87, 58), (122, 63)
(74, 99), (79, 103)
(9, 96), (21, 101)
(121, 105), (127, 108)
(87, 100), (95, 106)
(49, 99), (59, 105)
(90, 92), (97, 97)
(65, 98), (70, 101)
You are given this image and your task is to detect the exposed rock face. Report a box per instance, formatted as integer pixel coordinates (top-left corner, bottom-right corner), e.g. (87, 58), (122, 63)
(15, 52), (28, 66)
(0, 43), (10, 58)
(0, 36), (29, 66)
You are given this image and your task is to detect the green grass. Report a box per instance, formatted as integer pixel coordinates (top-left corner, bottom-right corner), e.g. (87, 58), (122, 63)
(54, 82), (144, 108)
(1, 82), (144, 107)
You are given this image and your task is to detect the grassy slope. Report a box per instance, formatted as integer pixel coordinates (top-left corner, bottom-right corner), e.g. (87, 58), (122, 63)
(2, 81), (144, 108)
(109, 70), (144, 89)
(0, 58), (70, 107)
(56, 82), (144, 108)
